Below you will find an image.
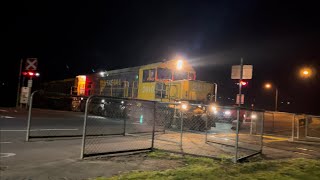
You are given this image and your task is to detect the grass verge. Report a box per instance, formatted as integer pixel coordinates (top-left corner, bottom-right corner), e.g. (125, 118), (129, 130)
(94, 151), (320, 180)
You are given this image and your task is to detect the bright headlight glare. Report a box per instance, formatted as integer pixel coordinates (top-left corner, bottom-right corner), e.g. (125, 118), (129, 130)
(224, 110), (231, 115)
(181, 104), (188, 110)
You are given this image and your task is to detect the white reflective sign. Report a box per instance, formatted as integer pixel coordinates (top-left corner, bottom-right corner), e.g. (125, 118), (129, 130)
(236, 94), (244, 105)
(20, 87), (30, 104)
(231, 65), (253, 79)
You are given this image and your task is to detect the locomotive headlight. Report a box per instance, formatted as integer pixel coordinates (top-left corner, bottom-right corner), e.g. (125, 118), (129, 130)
(177, 60), (183, 70)
(181, 104), (188, 110)
(251, 114), (257, 119)
(210, 105), (218, 114)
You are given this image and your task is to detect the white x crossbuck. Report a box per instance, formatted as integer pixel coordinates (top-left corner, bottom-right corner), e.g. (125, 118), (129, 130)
(25, 58), (38, 70)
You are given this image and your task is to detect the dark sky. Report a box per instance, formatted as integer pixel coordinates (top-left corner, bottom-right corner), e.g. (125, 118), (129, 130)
(2, 1), (320, 114)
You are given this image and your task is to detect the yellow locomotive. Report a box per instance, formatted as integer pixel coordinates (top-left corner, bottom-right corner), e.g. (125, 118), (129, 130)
(71, 58), (215, 108)
(42, 58), (217, 131)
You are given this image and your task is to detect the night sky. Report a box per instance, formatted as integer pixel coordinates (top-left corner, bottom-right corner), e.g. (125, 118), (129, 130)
(2, 1), (320, 114)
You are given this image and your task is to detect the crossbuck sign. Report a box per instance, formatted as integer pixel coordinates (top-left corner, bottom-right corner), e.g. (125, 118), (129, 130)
(25, 58), (38, 71)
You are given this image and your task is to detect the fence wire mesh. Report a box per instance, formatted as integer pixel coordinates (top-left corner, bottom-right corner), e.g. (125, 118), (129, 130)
(81, 98), (264, 161)
(237, 110), (264, 159)
(82, 97), (156, 157)
(306, 116), (320, 140)
(263, 111), (294, 136)
(27, 91), (84, 140)
(205, 107), (263, 160)
(291, 115), (320, 143)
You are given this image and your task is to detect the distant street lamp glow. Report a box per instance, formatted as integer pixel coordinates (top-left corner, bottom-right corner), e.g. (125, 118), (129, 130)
(299, 67), (313, 78)
(263, 83), (278, 111)
(265, 83), (272, 89)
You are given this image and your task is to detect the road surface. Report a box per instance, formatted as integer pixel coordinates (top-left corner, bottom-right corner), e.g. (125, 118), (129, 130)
(1, 107), (320, 179)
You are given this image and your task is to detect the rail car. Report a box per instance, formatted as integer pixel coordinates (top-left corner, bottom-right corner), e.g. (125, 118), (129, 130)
(42, 59), (217, 131)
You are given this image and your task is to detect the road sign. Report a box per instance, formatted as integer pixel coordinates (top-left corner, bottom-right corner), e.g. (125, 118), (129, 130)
(236, 94), (244, 104)
(231, 65), (253, 79)
(20, 87), (30, 104)
(25, 58), (38, 71)
(27, 80), (33, 88)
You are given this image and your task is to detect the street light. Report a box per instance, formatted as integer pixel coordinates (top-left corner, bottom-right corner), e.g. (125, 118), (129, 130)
(264, 83), (279, 111)
(299, 67), (313, 79)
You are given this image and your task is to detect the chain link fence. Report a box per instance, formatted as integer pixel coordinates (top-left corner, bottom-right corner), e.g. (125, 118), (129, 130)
(263, 111), (295, 136)
(205, 106), (264, 160)
(81, 96), (156, 158)
(291, 115), (320, 143)
(26, 91), (85, 141)
(81, 97), (264, 162)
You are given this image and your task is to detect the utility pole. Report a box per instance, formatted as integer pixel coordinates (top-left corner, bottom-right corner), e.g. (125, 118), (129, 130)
(213, 83), (218, 102)
(16, 59), (23, 108)
(275, 88), (278, 111)
(235, 58), (244, 162)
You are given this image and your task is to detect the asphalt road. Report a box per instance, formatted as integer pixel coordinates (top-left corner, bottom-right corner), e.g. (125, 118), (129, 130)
(0, 108), (156, 179)
(1, 107), (320, 179)
(1, 108), (155, 139)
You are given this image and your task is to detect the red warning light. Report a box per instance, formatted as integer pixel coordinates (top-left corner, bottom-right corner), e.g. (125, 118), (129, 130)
(241, 81), (247, 86)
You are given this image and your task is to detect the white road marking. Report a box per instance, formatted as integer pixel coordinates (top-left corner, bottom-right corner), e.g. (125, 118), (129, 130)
(296, 147), (314, 152)
(0, 153), (16, 158)
(131, 122), (142, 125)
(0, 116), (15, 119)
(0, 142), (12, 144)
(0, 109), (9, 112)
(0, 130), (27, 132)
(0, 129), (78, 132)
(88, 115), (107, 119)
(35, 128), (79, 131)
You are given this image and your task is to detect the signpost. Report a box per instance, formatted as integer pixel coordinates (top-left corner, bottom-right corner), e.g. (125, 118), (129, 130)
(232, 58), (253, 162)
(17, 58), (39, 108)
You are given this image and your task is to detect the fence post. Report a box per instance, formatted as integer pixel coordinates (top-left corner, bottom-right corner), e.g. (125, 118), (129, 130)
(80, 95), (93, 159)
(260, 111), (265, 153)
(234, 107), (240, 163)
(26, 91), (38, 142)
(205, 114), (208, 143)
(291, 114), (295, 141)
(162, 107), (166, 134)
(123, 114), (127, 136)
(180, 111), (184, 148)
(151, 102), (156, 149)
(297, 118), (300, 140)
(272, 113), (275, 133)
(250, 112), (253, 135)
(305, 115), (308, 138)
